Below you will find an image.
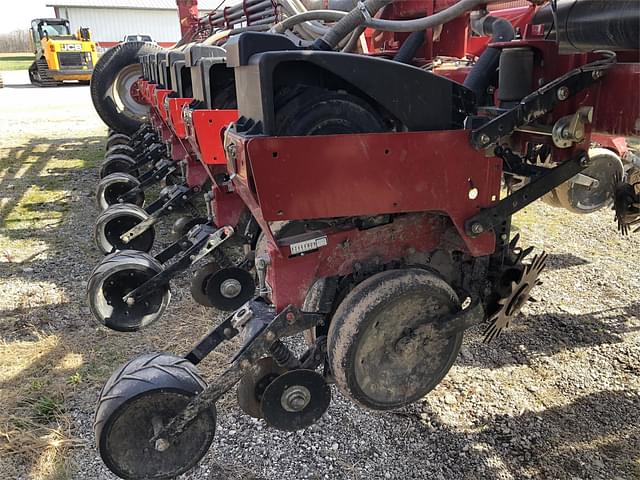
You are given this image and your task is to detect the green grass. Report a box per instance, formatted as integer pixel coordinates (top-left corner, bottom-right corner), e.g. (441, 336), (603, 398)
(0, 53), (35, 71)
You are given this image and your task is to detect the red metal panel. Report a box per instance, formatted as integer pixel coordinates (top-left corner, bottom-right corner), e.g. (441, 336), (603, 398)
(266, 214), (453, 310)
(211, 185), (246, 228)
(154, 89), (171, 123)
(239, 130), (501, 256)
(192, 109), (239, 165)
(168, 97), (193, 139)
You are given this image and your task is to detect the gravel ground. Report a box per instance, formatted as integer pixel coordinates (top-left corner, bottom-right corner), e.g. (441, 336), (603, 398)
(0, 70), (638, 480)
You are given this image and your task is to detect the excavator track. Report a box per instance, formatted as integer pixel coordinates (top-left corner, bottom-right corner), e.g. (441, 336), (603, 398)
(29, 58), (61, 87)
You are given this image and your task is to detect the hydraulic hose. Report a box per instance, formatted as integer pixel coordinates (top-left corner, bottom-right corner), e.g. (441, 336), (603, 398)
(463, 14), (515, 101)
(314, 0), (495, 50)
(364, 0), (496, 32)
(271, 10), (349, 34)
(313, 0), (392, 50)
(393, 30), (426, 63)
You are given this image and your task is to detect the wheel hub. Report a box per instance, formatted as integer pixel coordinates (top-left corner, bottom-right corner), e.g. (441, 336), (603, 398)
(220, 278), (242, 298)
(281, 385), (311, 412)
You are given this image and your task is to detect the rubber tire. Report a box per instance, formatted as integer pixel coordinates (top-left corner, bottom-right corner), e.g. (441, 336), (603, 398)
(274, 87), (386, 136)
(95, 353), (216, 479)
(91, 42), (163, 134)
(96, 172), (144, 211)
(327, 268), (462, 410)
(105, 144), (136, 159)
(100, 153), (139, 179)
(106, 133), (132, 151)
(87, 250), (170, 331)
(94, 203), (155, 254)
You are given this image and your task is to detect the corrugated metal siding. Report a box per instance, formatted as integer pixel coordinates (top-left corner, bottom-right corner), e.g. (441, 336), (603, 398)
(49, 0), (177, 9)
(63, 7), (181, 43)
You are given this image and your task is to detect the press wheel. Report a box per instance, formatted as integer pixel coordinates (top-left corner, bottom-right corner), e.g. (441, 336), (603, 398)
(95, 353), (216, 479)
(328, 268), (462, 410)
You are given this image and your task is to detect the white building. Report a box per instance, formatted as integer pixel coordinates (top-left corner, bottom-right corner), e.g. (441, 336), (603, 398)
(46, 0), (220, 47)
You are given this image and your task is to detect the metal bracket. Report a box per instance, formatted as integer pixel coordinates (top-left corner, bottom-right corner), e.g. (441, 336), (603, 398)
(471, 51), (615, 149)
(465, 151), (590, 236)
(189, 226), (234, 264)
(155, 304), (312, 444)
(122, 225), (233, 304)
(120, 185), (199, 243)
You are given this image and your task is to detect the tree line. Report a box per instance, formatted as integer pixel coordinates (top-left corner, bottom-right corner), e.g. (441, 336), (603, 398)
(0, 30), (33, 53)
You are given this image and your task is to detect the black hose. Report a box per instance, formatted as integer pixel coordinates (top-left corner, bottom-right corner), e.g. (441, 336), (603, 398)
(463, 16), (515, 102)
(393, 30), (426, 64)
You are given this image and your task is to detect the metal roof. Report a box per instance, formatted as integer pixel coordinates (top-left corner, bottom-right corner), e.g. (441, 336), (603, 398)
(47, 0), (223, 10)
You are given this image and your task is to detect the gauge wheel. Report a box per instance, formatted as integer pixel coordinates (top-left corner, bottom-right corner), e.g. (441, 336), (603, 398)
(95, 352), (216, 479)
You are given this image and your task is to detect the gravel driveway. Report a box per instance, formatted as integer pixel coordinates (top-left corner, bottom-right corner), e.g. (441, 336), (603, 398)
(0, 69), (638, 480)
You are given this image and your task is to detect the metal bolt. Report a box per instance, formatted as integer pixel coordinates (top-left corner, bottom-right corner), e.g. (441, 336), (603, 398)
(471, 223), (484, 235)
(265, 331), (276, 341)
(240, 359), (251, 369)
(281, 385), (311, 412)
(223, 327), (233, 338)
(592, 70), (603, 80)
(286, 312), (296, 325)
(579, 155), (589, 167)
(557, 86), (570, 101)
(155, 438), (170, 452)
(126, 297), (135, 306)
(479, 133), (491, 146)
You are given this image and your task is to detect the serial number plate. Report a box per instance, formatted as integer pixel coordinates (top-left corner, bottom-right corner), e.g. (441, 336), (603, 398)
(289, 236), (328, 255)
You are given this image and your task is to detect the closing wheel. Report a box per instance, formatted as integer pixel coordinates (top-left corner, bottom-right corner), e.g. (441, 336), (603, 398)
(105, 143), (135, 159)
(191, 264), (255, 311)
(87, 250), (170, 331)
(106, 133), (131, 151)
(237, 357), (286, 419)
(328, 269), (462, 410)
(172, 216), (209, 240)
(95, 353), (216, 479)
(261, 369), (331, 431)
(96, 172), (144, 211)
(94, 203), (154, 254)
(100, 153), (139, 179)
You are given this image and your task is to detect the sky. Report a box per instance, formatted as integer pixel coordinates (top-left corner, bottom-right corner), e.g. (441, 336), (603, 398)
(2, 0), (55, 34)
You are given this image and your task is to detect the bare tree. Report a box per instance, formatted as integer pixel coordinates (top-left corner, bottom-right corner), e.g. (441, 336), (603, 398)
(0, 30), (33, 53)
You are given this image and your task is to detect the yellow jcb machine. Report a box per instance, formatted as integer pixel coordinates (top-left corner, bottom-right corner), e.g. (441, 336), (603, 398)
(29, 18), (98, 86)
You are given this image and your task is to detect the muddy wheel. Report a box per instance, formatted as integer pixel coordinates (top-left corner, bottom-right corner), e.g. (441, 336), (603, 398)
(96, 172), (144, 211)
(100, 153), (139, 179)
(328, 268), (462, 410)
(94, 203), (154, 254)
(87, 250), (170, 331)
(95, 353), (216, 479)
(106, 133), (132, 150)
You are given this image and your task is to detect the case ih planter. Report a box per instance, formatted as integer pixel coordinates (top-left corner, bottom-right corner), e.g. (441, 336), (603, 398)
(84, 1), (640, 478)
